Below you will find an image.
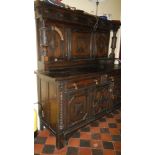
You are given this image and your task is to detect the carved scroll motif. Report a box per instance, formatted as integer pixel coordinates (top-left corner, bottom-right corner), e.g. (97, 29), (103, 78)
(49, 26), (65, 57)
(51, 26), (64, 41)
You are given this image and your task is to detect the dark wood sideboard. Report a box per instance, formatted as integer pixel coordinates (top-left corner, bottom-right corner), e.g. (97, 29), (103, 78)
(34, 1), (121, 149)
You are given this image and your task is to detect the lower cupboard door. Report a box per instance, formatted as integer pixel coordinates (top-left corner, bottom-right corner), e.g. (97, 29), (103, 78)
(92, 84), (113, 115)
(66, 90), (89, 127)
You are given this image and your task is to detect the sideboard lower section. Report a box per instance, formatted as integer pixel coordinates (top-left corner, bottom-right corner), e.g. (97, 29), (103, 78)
(36, 69), (121, 148)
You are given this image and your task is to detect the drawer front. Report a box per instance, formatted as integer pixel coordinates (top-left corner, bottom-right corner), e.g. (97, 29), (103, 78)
(66, 90), (89, 128)
(65, 75), (108, 91)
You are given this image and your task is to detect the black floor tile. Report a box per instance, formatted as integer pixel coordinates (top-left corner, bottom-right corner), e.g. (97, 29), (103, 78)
(102, 141), (114, 149)
(100, 128), (109, 133)
(34, 136), (47, 144)
(91, 133), (101, 140)
(108, 123), (117, 128)
(106, 113), (114, 118)
(91, 121), (99, 127)
(72, 131), (80, 138)
(112, 135), (121, 141)
(80, 126), (90, 132)
(42, 145), (55, 154)
(99, 117), (106, 122)
(67, 147), (78, 155)
(92, 149), (103, 155)
(80, 139), (91, 147)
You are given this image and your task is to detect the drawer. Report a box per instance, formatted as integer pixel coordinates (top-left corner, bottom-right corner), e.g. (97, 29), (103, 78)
(65, 74), (109, 90)
(65, 77), (101, 90)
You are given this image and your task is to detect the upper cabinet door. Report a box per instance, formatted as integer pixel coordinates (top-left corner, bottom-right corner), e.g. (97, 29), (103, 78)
(94, 32), (110, 58)
(46, 24), (67, 61)
(71, 28), (93, 60)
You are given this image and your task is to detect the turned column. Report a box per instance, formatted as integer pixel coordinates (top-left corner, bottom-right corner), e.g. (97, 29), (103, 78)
(109, 20), (121, 65)
(40, 19), (49, 62)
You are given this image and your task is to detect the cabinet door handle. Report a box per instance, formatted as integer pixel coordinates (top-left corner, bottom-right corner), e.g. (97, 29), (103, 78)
(73, 83), (78, 90)
(94, 79), (98, 85)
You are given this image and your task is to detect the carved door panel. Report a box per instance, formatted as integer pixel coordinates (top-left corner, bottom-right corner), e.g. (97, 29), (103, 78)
(46, 24), (66, 60)
(71, 29), (92, 59)
(94, 32), (110, 58)
(66, 90), (89, 127)
(91, 84), (113, 115)
(113, 76), (121, 106)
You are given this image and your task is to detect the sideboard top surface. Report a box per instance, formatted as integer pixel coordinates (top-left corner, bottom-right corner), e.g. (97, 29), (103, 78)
(36, 65), (120, 80)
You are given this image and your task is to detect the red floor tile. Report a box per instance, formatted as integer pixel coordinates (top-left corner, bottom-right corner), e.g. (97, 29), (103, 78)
(80, 132), (91, 139)
(113, 142), (121, 151)
(91, 127), (100, 133)
(106, 118), (116, 123)
(46, 136), (56, 145)
(109, 128), (120, 135)
(68, 138), (80, 147)
(38, 129), (50, 137)
(34, 144), (44, 154)
(91, 140), (103, 149)
(99, 122), (108, 128)
(101, 133), (112, 141)
(79, 147), (92, 155)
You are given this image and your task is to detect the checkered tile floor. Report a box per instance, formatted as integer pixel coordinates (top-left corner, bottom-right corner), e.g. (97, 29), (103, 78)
(34, 108), (121, 155)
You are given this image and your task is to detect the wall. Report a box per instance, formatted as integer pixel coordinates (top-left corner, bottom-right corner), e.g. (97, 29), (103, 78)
(62, 0), (121, 20)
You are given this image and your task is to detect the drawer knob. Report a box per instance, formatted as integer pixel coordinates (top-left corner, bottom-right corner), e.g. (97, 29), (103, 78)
(94, 79), (98, 85)
(73, 83), (78, 90)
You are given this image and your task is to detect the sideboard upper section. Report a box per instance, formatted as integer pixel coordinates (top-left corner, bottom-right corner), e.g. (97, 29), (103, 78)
(34, 1), (121, 71)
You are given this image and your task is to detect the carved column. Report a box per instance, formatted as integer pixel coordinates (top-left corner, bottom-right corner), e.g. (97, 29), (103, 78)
(109, 21), (121, 65)
(109, 30), (117, 60)
(40, 19), (49, 62)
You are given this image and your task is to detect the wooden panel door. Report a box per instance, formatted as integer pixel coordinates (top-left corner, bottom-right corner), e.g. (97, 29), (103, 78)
(46, 24), (66, 61)
(71, 28), (92, 59)
(94, 32), (110, 58)
(91, 84), (113, 115)
(66, 90), (89, 127)
(113, 75), (121, 106)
